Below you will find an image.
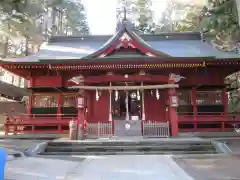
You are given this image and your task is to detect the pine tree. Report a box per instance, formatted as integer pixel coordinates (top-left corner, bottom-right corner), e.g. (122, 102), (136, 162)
(155, 1), (175, 33)
(155, 1), (202, 33)
(57, 0), (90, 36)
(200, 0), (240, 51)
(0, 0), (90, 58)
(175, 6), (202, 32)
(0, 0), (44, 57)
(133, 0), (154, 34)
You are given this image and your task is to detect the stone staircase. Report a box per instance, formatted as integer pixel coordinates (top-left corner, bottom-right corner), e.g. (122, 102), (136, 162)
(39, 139), (220, 155)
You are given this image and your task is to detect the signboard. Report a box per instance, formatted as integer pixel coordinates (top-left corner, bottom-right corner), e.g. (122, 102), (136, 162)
(77, 97), (84, 108)
(131, 116), (139, 121)
(171, 96), (178, 107)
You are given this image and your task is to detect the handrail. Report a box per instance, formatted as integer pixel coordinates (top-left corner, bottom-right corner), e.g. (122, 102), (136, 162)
(178, 112), (240, 115)
(6, 114), (77, 120)
(17, 113), (77, 116)
(178, 112), (225, 115)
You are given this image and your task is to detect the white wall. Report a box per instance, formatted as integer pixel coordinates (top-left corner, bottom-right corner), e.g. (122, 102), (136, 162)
(0, 68), (27, 88)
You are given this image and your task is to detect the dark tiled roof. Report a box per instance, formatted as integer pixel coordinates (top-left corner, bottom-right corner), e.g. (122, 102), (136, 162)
(147, 40), (240, 58)
(0, 81), (31, 99)
(1, 25), (240, 62)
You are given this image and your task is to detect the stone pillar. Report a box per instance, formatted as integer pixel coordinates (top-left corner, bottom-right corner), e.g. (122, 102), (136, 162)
(77, 90), (86, 126)
(69, 120), (77, 140)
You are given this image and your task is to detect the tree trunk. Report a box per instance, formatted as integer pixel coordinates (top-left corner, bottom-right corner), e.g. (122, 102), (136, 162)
(236, 0), (240, 27)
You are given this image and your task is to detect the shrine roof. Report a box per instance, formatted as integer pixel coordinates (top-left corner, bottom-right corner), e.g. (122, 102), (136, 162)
(0, 81), (31, 100)
(1, 27), (240, 63)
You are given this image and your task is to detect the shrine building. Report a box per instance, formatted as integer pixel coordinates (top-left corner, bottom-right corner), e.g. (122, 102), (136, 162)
(1, 20), (240, 137)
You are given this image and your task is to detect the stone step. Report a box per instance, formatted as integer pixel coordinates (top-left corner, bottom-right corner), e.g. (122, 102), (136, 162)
(45, 144), (215, 153)
(41, 138), (219, 156)
(40, 150), (218, 156)
(44, 139), (217, 155)
(48, 139), (212, 147)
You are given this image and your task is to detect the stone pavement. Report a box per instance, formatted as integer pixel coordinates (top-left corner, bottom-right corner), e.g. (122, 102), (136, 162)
(174, 155), (240, 180)
(0, 139), (45, 152)
(5, 155), (195, 180)
(5, 157), (80, 180)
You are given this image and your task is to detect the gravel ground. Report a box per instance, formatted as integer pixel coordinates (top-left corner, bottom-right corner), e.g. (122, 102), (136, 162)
(174, 155), (240, 180)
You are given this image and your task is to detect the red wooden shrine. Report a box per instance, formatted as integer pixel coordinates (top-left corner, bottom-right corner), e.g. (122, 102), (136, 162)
(1, 20), (240, 136)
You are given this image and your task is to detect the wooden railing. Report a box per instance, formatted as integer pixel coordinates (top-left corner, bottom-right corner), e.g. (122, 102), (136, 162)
(178, 112), (240, 132)
(4, 112), (240, 135)
(4, 114), (77, 135)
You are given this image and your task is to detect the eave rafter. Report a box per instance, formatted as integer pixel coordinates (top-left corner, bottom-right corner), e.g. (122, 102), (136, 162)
(1, 61), (206, 71)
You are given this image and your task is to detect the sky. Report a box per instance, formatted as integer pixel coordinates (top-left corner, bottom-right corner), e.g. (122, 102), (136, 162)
(83, 0), (118, 35)
(83, 0), (168, 35)
(83, 0), (207, 35)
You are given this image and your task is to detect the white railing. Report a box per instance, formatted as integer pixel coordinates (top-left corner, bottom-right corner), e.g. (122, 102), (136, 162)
(142, 121), (170, 138)
(86, 122), (112, 138)
(86, 121), (170, 138)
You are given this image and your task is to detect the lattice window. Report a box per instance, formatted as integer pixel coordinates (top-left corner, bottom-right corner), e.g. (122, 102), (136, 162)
(177, 90), (192, 105)
(63, 95), (77, 107)
(33, 95), (58, 108)
(196, 91), (222, 105)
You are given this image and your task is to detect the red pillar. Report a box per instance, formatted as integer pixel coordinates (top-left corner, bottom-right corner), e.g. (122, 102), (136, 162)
(191, 88), (197, 130)
(86, 91), (91, 122)
(168, 88), (179, 136)
(28, 97), (32, 115)
(222, 87), (228, 130)
(223, 87), (228, 115)
(57, 94), (62, 120)
(28, 77), (33, 115)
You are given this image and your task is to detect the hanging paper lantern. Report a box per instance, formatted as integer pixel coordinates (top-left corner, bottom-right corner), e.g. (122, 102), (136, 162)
(150, 90), (153, 96)
(96, 90), (99, 101)
(137, 90), (140, 101)
(156, 89), (160, 100)
(115, 90), (119, 101)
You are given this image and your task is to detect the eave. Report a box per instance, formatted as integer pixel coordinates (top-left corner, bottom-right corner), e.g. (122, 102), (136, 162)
(0, 56), (213, 64)
(1, 57), (240, 71)
(0, 81), (31, 101)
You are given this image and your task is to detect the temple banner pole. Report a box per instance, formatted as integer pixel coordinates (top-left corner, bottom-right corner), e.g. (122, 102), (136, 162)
(109, 82), (112, 122)
(141, 82), (145, 120)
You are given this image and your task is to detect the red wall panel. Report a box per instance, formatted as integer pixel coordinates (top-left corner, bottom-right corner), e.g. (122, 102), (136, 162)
(32, 76), (63, 87)
(144, 91), (167, 122)
(181, 71), (224, 85)
(88, 90), (168, 122)
(89, 91), (109, 123)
